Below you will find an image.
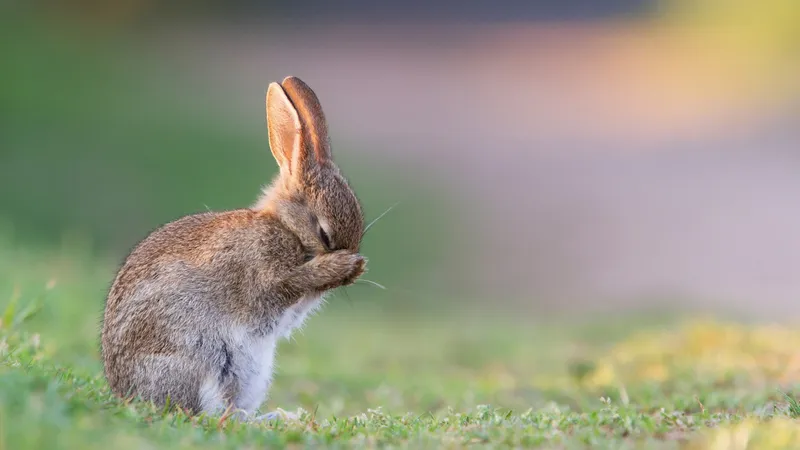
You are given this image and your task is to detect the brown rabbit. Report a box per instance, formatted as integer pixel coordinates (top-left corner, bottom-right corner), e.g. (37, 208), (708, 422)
(101, 76), (365, 420)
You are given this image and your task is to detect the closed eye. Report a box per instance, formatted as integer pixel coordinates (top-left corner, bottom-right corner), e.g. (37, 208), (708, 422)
(318, 225), (332, 250)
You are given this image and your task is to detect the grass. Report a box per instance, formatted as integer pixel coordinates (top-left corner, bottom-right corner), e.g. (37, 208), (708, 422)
(4, 11), (800, 449)
(4, 242), (800, 449)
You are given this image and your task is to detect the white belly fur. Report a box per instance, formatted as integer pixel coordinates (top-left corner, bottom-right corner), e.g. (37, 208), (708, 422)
(200, 294), (325, 414)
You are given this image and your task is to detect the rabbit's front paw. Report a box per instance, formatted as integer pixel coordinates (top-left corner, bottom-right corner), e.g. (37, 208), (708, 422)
(340, 254), (366, 286)
(312, 250), (365, 290)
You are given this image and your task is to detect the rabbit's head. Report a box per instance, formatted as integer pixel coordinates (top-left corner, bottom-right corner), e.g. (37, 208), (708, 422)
(257, 76), (364, 256)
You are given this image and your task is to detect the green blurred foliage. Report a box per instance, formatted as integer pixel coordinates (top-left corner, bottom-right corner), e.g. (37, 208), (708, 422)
(0, 12), (453, 306)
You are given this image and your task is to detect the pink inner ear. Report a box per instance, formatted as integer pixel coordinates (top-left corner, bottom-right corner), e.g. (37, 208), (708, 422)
(266, 83), (303, 176)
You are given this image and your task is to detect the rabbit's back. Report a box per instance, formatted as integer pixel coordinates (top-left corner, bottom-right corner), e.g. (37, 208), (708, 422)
(101, 209), (302, 409)
(104, 210), (251, 332)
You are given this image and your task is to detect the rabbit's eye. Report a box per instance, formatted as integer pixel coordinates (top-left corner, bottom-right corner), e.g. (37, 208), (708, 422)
(318, 225), (332, 250)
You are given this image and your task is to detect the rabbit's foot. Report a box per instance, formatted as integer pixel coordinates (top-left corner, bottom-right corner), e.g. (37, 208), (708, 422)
(252, 408), (299, 423)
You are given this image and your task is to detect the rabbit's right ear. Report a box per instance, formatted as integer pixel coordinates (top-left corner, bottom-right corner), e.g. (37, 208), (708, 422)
(266, 82), (301, 176)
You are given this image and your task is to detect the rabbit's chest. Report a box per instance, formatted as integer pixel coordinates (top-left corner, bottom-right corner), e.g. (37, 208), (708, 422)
(273, 294), (325, 339)
(227, 294), (324, 412)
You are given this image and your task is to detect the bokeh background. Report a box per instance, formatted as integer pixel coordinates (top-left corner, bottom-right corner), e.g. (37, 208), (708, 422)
(2, 0), (799, 326)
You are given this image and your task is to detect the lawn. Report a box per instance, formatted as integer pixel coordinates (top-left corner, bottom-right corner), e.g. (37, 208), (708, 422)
(4, 13), (800, 449)
(3, 241), (800, 449)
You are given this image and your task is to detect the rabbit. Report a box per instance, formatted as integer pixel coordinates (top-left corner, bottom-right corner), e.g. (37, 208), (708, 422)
(101, 76), (366, 420)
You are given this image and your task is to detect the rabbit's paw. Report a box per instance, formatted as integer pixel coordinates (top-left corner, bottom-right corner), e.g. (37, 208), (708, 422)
(313, 251), (365, 289)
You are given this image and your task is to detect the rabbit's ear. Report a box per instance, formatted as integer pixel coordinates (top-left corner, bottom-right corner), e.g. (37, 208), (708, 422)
(266, 82), (301, 175)
(280, 76), (333, 172)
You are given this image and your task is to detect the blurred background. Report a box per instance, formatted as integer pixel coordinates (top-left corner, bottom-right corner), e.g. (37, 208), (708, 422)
(2, 0), (799, 321)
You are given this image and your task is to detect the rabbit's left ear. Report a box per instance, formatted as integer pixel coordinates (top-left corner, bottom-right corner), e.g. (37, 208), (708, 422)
(279, 76), (333, 174)
(266, 81), (301, 176)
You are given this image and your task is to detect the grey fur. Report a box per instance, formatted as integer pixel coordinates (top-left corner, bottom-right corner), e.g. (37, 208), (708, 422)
(101, 77), (365, 415)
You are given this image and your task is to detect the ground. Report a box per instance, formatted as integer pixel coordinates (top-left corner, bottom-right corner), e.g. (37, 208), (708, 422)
(4, 9), (800, 449)
(3, 243), (800, 449)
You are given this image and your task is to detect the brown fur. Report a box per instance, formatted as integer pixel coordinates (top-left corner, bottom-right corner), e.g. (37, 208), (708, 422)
(101, 77), (365, 415)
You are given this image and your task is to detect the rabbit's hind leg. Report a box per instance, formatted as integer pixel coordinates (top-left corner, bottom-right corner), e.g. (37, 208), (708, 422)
(131, 354), (211, 414)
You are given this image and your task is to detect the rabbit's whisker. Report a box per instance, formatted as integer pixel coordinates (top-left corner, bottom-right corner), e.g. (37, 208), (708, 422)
(355, 279), (386, 290)
(341, 287), (354, 307)
(363, 202), (398, 236)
